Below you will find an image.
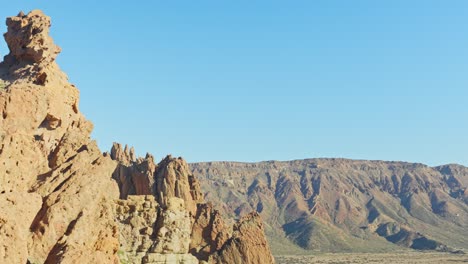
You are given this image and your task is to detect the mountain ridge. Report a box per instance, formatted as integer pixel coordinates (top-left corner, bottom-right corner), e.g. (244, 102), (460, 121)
(190, 158), (468, 254)
(192, 158), (466, 168)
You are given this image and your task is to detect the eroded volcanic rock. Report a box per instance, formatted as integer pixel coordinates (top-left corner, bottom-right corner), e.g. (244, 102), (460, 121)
(0, 10), (119, 264)
(209, 212), (275, 264)
(110, 143), (275, 263)
(0, 10), (274, 264)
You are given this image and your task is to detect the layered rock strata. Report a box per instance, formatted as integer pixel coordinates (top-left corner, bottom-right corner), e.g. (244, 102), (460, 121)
(191, 160), (468, 254)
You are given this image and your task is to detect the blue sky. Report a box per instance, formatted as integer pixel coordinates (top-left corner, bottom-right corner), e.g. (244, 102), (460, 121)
(1, 1), (467, 165)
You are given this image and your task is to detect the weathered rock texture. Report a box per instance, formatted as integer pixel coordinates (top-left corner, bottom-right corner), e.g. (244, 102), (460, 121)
(0, 10), (120, 264)
(209, 212), (275, 264)
(0, 10), (274, 264)
(111, 143), (155, 198)
(110, 144), (275, 263)
(191, 160), (468, 254)
(190, 203), (230, 260)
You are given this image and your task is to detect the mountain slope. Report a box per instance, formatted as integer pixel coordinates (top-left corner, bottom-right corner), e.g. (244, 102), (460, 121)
(191, 159), (468, 254)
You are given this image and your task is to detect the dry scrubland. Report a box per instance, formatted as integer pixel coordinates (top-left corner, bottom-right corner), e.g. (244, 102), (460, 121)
(275, 252), (468, 264)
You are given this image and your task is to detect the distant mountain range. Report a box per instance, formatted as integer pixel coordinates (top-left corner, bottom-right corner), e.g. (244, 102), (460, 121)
(191, 159), (468, 254)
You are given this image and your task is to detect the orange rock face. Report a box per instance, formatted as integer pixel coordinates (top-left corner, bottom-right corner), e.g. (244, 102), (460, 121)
(0, 10), (120, 264)
(110, 151), (275, 263)
(190, 203), (230, 260)
(0, 10), (274, 264)
(209, 212), (275, 264)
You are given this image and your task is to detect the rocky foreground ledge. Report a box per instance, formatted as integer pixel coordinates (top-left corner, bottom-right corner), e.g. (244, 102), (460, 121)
(0, 10), (274, 264)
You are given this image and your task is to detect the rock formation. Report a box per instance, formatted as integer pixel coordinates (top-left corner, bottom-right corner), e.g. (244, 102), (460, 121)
(0, 10), (274, 264)
(209, 212), (275, 264)
(110, 143), (275, 263)
(0, 10), (120, 264)
(191, 160), (468, 254)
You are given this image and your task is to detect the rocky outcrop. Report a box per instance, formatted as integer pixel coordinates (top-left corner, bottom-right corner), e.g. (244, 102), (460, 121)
(152, 197), (193, 254)
(209, 212), (275, 264)
(154, 156), (204, 215)
(190, 203), (230, 260)
(2, 10), (62, 86)
(115, 196), (198, 264)
(0, 10), (274, 264)
(0, 10), (120, 264)
(110, 145), (205, 214)
(111, 143), (155, 198)
(115, 196), (159, 263)
(4, 10), (60, 65)
(111, 150), (275, 263)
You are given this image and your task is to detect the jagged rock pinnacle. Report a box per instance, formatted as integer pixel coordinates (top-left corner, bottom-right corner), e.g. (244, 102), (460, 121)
(4, 10), (60, 65)
(1, 10), (63, 85)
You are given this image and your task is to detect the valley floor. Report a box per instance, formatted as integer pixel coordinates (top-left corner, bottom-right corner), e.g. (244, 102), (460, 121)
(275, 252), (468, 264)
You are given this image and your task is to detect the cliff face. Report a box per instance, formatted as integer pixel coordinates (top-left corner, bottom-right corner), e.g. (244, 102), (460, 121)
(0, 10), (119, 264)
(191, 160), (468, 254)
(0, 10), (274, 264)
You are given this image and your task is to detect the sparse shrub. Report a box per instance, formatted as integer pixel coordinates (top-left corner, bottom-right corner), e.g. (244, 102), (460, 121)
(0, 80), (5, 89)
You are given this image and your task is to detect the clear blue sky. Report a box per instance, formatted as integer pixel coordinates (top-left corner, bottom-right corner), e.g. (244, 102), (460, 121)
(1, 1), (467, 165)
